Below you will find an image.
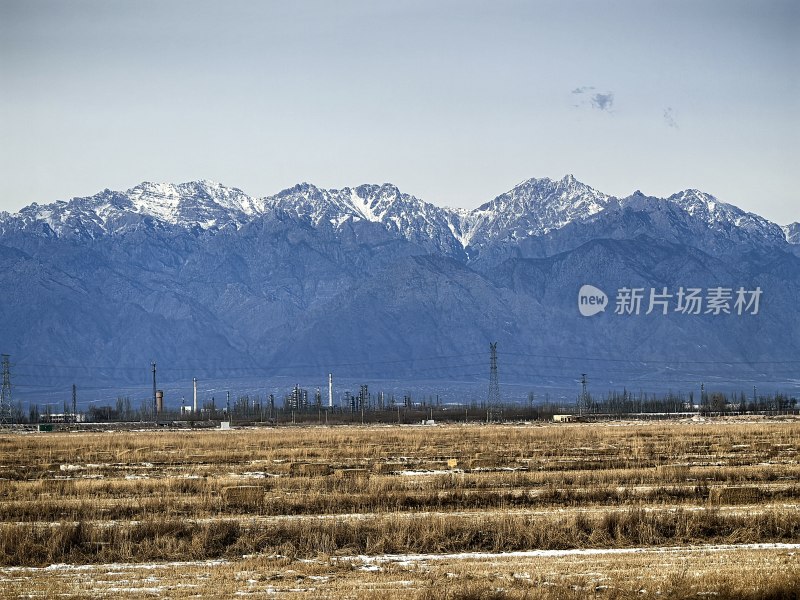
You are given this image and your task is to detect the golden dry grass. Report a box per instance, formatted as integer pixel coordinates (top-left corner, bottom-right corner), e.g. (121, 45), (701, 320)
(2, 545), (798, 599)
(0, 419), (798, 598)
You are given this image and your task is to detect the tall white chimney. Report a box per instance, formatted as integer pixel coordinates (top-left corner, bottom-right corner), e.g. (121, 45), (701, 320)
(193, 377), (197, 413)
(328, 373), (333, 408)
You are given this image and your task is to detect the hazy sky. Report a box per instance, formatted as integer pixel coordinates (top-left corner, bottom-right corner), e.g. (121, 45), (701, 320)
(1, 0), (798, 223)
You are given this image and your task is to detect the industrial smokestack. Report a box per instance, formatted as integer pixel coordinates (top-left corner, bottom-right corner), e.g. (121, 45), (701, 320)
(328, 373), (333, 408)
(152, 361), (157, 418)
(193, 378), (197, 413)
(156, 390), (164, 415)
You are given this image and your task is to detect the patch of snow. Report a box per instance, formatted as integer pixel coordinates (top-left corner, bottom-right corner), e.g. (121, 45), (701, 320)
(32, 559), (230, 573)
(350, 189), (380, 222)
(351, 543), (800, 565)
(359, 564), (382, 572)
(330, 214), (351, 228)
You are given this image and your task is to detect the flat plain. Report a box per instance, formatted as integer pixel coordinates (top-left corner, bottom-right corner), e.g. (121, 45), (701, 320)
(1, 417), (798, 598)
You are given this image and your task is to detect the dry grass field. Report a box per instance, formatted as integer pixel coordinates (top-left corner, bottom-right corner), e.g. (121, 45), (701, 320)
(0, 418), (798, 598)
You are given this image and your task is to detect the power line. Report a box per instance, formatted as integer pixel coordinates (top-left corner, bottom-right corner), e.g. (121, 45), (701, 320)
(12, 351), (487, 373)
(9, 361), (799, 384)
(6, 344), (800, 402)
(500, 351), (800, 365)
(13, 348), (800, 376)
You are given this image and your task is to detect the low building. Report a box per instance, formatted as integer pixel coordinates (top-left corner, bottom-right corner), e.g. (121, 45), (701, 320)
(552, 414), (585, 423)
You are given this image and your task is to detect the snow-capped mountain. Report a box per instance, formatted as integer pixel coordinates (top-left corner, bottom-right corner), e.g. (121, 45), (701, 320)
(0, 180), (258, 238)
(2, 174), (787, 260)
(126, 180), (263, 226)
(262, 183), (467, 258)
(458, 174), (614, 249)
(663, 189), (786, 246)
(2, 174), (798, 402)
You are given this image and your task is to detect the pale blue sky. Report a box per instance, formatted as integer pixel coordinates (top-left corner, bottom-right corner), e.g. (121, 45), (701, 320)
(1, 0), (798, 223)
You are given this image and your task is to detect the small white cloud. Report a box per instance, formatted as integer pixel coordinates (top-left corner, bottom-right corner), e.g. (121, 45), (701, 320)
(572, 86), (595, 95)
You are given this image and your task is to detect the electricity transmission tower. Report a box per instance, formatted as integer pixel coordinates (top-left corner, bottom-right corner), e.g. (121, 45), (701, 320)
(487, 342), (501, 422)
(1, 354), (13, 426)
(579, 373), (588, 416)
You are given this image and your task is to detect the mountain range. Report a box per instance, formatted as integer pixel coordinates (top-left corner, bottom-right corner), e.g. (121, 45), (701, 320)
(1, 175), (799, 405)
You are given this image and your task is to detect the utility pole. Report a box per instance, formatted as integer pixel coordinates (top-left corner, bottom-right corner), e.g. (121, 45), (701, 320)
(580, 374), (588, 416)
(1, 354), (13, 426)
(488, 342), (500, 423)
(700, 382), (705, 413)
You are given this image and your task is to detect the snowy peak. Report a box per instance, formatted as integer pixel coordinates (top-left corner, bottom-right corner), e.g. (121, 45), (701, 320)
(266, 182), (422, 226)
(666, 189), (730, 222)
(126, 180), (259, 226)
(460, 174), (615, 247)
(8, 189), (133, 238)
(2, 180), (259, 237)
(664, 189), (786, 244)
(480, 174), (612, 226)
(264, 182), (465, 256)
(349, 183), (403, 222)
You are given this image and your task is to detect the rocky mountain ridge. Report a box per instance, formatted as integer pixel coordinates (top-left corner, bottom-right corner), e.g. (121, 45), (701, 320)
(1, 175), (798, 403)
(3, 175), (792, 256)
